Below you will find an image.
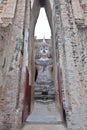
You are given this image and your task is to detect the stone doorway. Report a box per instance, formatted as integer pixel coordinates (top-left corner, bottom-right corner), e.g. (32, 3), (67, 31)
(26, 1), (63, 123)
(26, 36), (62, 123)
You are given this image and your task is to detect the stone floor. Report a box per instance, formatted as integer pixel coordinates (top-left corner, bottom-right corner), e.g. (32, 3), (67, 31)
(22, 101), (68, 130)
(22, 124), (68, 130)
(26, 101), (62, 124)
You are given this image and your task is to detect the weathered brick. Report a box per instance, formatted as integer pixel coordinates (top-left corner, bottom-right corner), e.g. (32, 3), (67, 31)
(0, 0), (87, 130)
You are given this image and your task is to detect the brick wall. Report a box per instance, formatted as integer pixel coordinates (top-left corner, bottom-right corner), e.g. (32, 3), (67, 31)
(0, 0), (87, 130)
(0, 0), (26, 129)
(53, 0), (87, 129)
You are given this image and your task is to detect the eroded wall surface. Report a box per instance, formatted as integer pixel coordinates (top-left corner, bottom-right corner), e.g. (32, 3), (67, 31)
(0, 0), (87, 130)
(0, 0), (30, 129)
(53, 0), (87, 129)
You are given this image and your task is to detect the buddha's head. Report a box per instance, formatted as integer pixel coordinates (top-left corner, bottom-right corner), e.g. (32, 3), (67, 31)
(35, 38), (52, 59)
(39, 44), (49, 55)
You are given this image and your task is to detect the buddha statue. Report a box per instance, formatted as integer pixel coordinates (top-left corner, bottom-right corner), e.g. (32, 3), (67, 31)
(35, 39), (53, 82)
(34, 38), (54, 100)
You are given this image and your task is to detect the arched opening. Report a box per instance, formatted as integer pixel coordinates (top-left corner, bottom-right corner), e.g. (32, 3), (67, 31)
(26, 0), (64, 124)
(34, 8), (51, 39)
(34, 7), (54, 101)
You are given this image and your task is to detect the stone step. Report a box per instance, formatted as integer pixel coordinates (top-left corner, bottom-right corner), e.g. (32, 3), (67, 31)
(35, 94), (55, 101)
(22, 124), (68, 130)
(26, 102), (62, 124)
(35, 99), (55, 104)
(26, 115), (62, 124)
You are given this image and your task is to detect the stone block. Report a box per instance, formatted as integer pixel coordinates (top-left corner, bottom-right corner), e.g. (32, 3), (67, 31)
(71, 0), (84, 24)
(2, 0), (18, 24)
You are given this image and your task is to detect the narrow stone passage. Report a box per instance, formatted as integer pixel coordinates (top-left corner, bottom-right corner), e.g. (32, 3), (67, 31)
(26, 102), (62, 124)
(22, 101), (67, 130)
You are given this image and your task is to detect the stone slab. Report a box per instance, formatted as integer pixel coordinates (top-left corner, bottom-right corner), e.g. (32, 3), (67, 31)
(22, 124), (67, 130)
(26, 102), (62, 124)
(26, 115), (61, 124)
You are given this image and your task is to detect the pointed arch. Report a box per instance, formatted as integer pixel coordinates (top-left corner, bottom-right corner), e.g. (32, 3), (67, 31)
(29, 0), (55, 112)
(30, 0), (53, 37)
(29, 0), (61, 118)
(34, 8), (51, 39)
